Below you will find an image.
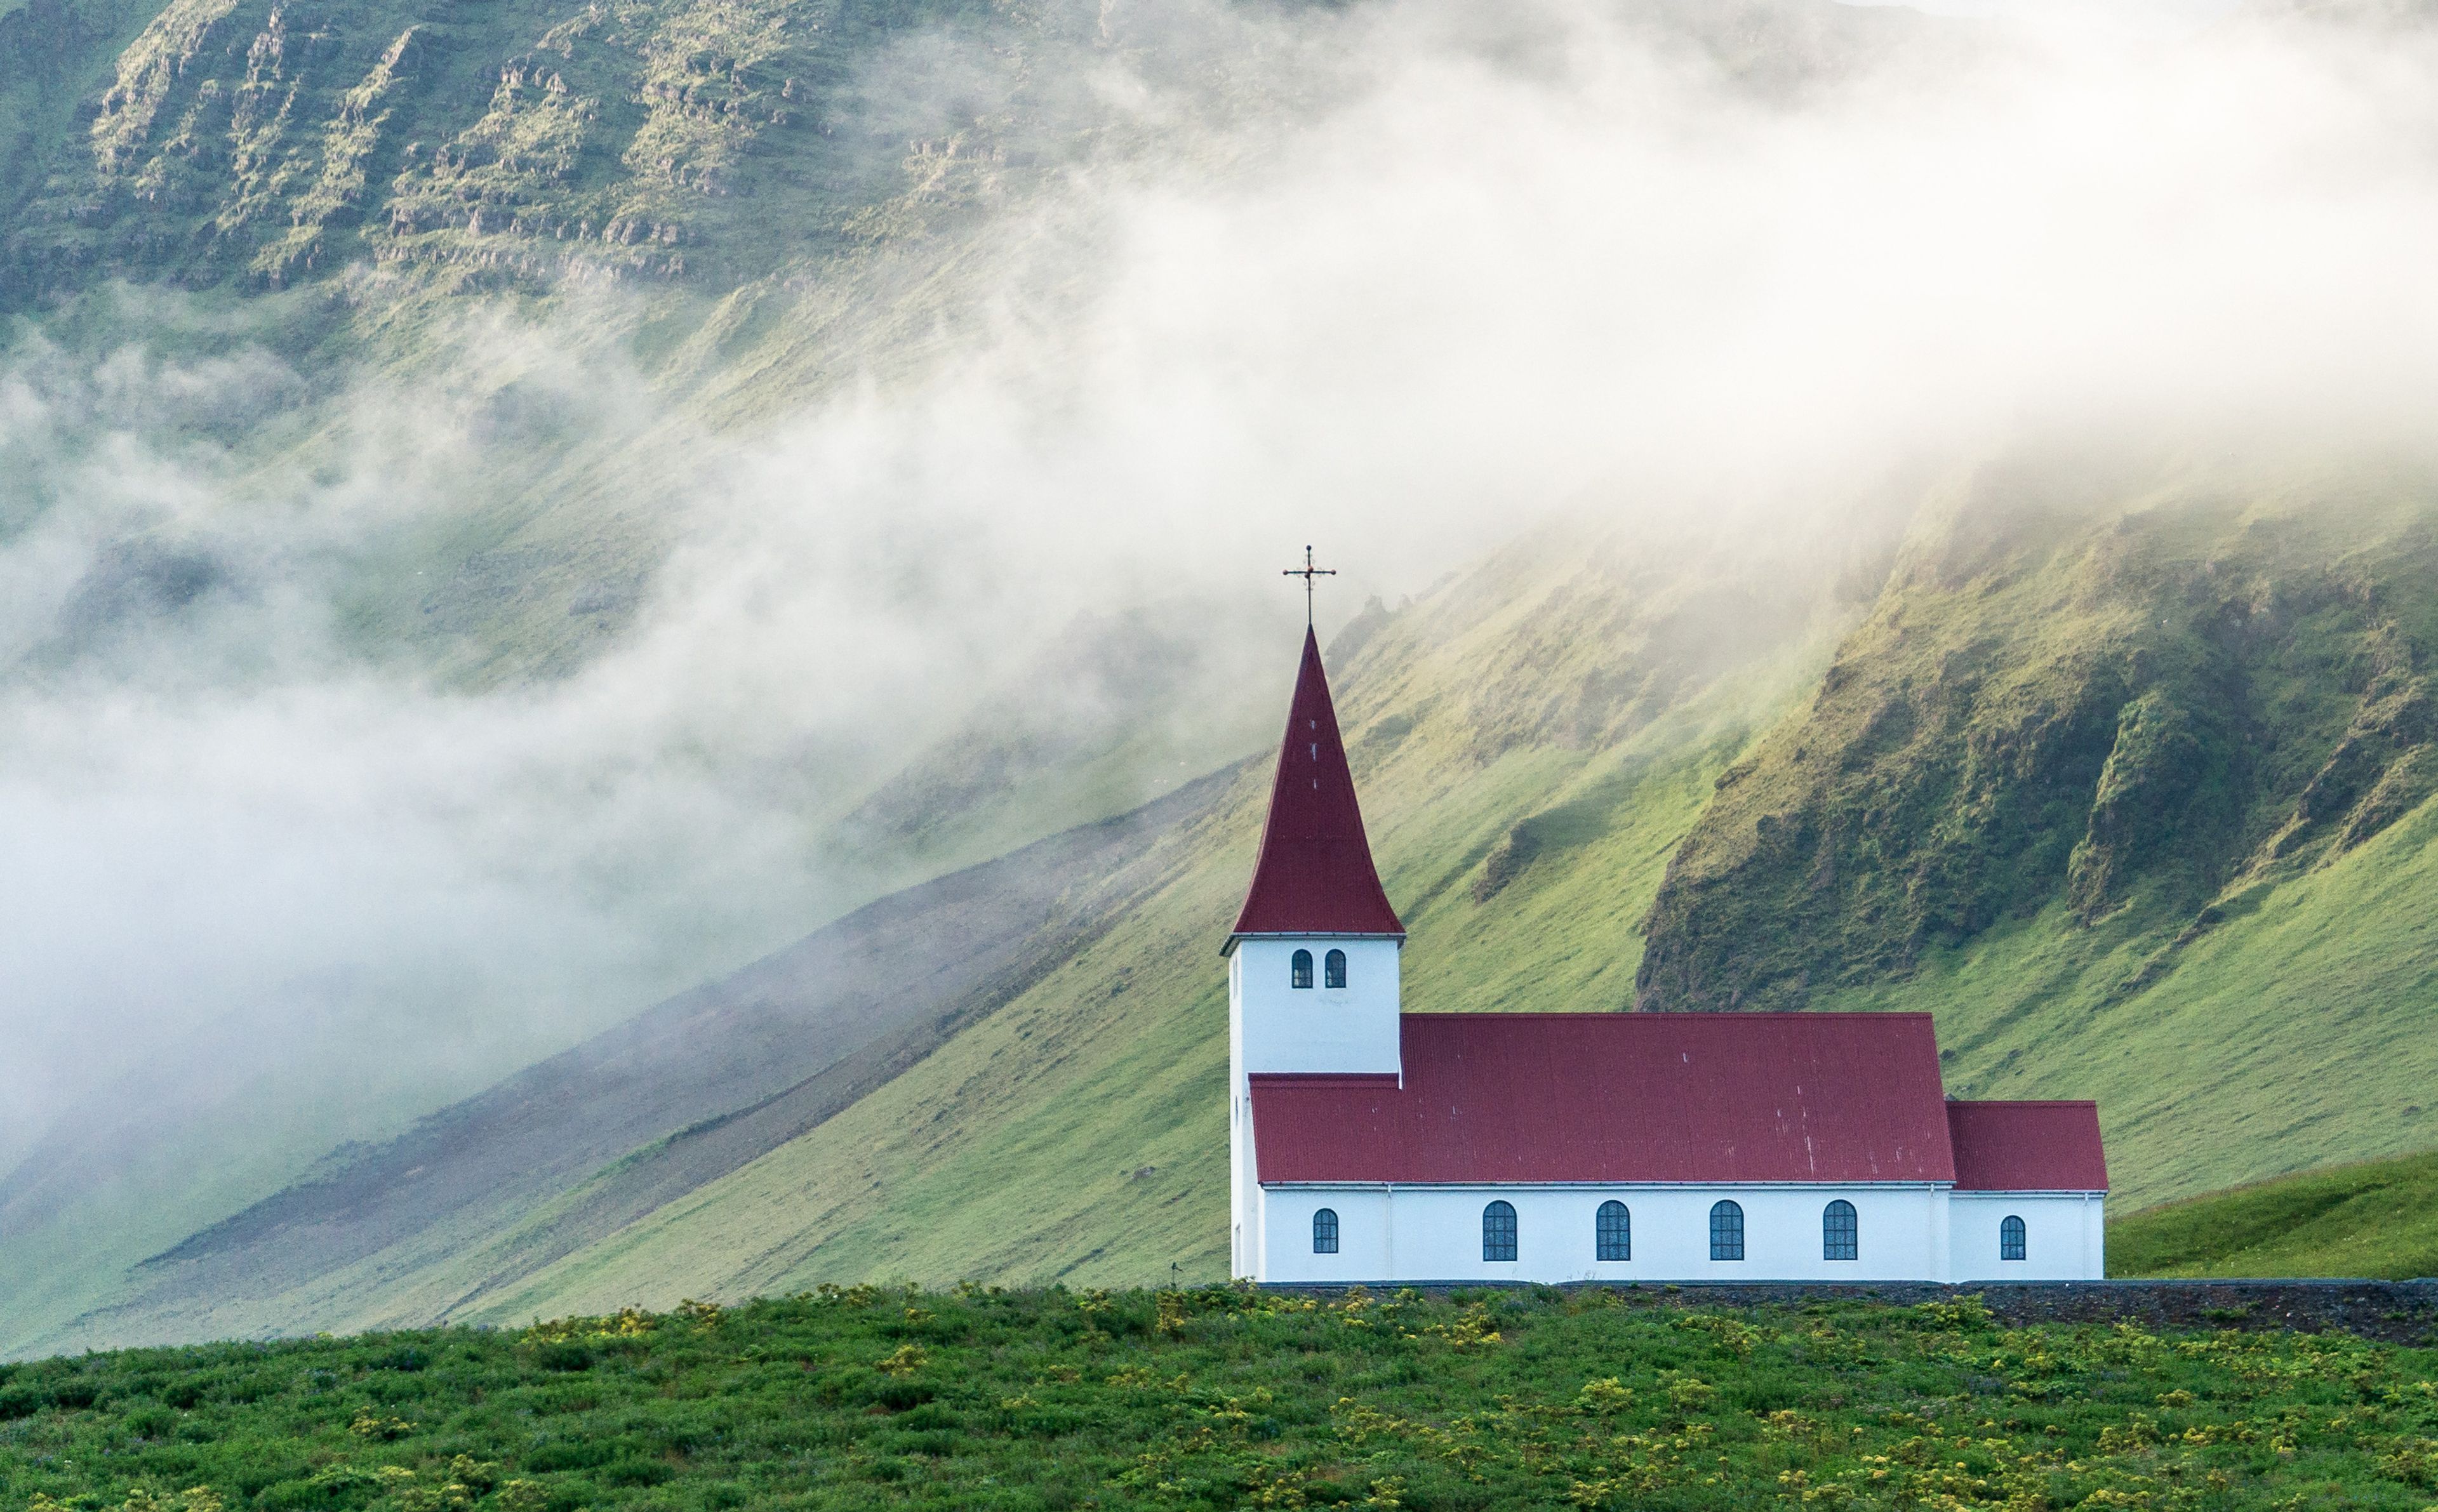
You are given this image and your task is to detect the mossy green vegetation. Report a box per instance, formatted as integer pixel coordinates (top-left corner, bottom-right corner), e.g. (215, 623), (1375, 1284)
(1641, 462), (2438, 1015)
(2112, 1148), (2438, 1282)
(5, 1289), (2438, 1510)
(1639, 465), (2438, 1209)
(1826, 783), (2438, 1210)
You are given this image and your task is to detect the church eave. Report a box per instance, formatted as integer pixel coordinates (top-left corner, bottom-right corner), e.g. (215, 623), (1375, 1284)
(1220, 929), (1406, 958)
(1257, 1178), (1958, 1191)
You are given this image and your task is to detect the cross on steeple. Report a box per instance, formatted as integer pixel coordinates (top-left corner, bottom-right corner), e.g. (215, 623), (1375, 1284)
(1282, 545), (1336, 627)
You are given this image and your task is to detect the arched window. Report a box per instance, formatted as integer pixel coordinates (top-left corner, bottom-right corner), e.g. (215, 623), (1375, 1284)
(1823, 1200), (1858, 1261)
(1290, 949), (1314, 989)
(1313, 1208), (1339, 1255)
(1482, 1200), (1517, 1262)
(2001, 1214), (2027, 1262)
(1709, 1200), (1744, 1261)
(1596, 1201), (1630, 1261)
(1324, 948), (1348, 989)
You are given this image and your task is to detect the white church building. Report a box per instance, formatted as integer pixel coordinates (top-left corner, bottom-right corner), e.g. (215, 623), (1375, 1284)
(1225, 629), (2108, 1285)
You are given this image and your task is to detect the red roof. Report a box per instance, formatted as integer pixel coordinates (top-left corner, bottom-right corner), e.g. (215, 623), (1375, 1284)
(1229, 628), (1404, 943)
(1947, 1100), (2108, 1192)
(1249, 1012), (1960, 1185)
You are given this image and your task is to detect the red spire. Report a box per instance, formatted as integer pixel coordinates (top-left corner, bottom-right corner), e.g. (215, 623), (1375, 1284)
(1229, 628), (1405, 945)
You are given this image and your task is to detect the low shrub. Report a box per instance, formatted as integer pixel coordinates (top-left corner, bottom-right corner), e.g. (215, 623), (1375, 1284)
(1, 1290), (2434, 1510)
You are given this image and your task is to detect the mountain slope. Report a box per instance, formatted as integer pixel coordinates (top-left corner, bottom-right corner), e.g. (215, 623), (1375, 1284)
(446, 534), (1846, 1317)
(29, 463), (2438, 1343)
(1637, 453), (2438, 1207)
(8, 523), (1846, 1350)
(482, 463), (2438, 1314)
(14, 0), (2438, 1345)
(0, 0), (1992, 1353)
(1639, 452), (2438, 1012)
(0, 0), (1055, 296)
(18, 766), (1225, 1354)
(2110, 1146), (2438, 1280)
(0, 0), (1947, 304)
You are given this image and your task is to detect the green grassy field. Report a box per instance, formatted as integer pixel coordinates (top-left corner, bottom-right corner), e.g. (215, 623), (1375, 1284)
(5, 1288), (2438, 1511)
(2112, 1150), (2438, 1282)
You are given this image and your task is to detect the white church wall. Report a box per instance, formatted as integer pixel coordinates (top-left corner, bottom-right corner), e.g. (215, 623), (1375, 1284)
(1229, 937), (1403, 1278)
(1229, 938), (1403, 1076)
(1258, 1184), (1959, 1283)
(1261, 1190), (1395, 1283)
(1948, 1192), (2105, 1281)
(1230, 1084), (1258, 1280)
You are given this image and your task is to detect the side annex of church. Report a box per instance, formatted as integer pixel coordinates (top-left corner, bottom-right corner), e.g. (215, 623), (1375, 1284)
(1224, 629), (2108, 1285)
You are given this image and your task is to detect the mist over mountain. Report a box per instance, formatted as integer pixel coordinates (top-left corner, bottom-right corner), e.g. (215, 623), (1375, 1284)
(10, 0), (2438, 1353)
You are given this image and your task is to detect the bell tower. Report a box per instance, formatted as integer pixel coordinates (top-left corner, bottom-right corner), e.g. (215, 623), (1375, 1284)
(1223, 627), (1404, 1278)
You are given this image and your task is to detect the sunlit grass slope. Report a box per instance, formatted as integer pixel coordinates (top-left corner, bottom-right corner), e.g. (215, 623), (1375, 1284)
(1654, 461), (2438, 1209)
(1824, 779), (2438, 1210)
(458, 536), (1836, 1315)
(8, 1287), (2438, 1511)
(2111, 1148), (2438, 1280)
(476, 482), (2438, 1308)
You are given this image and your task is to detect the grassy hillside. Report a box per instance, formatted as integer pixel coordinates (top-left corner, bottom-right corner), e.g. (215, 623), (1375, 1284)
(26, 446), (2438, 1355)
(7, 1288), (2438, 1511)
(2112, 1148), (2438, 1281)
(38, 471), (2438, 1348)
(0, 526), (1838, 1355)
(1641, 455), (2438, 1012)
(1826, 771), (2438, 1209)
(483, 470), (2438, 1318)
(1637, 459), (2438, 1208)
(451, 532), (1828, 1321)
(44, 776), (1223, 1358)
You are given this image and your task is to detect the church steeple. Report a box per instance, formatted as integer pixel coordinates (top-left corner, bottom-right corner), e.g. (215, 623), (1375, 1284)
(1227, 628), (1404, 948)
(1223, 623), (1406, 1278)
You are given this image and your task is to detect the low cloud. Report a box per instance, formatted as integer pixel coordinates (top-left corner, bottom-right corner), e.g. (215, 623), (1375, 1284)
(7, 0), (2438, 1191)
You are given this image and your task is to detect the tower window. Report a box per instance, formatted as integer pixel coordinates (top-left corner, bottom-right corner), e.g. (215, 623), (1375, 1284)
(1482, 1200), (1517, 1262)
(1823, 1200), (1858, 1261)
(1709, 1200), (1744, 1261)
(1596, 1200), (1630, 1261)
(1290, 949), (1314, 989)
(1313, 1208), (1338, 1254)
(1324, 948), (1347, 989)
(2001, 1215), (2027, 1262)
